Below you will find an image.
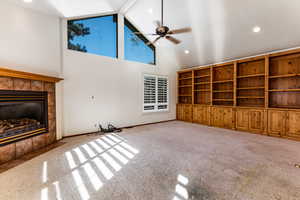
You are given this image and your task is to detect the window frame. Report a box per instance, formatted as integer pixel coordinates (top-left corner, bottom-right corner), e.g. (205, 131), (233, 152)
(124, 18), (156, 65)
(67, 14), (119, 58)
(143, 74), (169, 113)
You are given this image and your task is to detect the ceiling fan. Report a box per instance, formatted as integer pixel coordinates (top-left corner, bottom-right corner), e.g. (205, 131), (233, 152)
(134, 0), (192, 45)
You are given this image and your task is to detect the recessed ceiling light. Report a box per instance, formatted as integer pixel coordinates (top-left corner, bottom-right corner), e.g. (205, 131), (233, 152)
(253, 26), (261, 33)
(184, 50), (190, 54)
(24, 0), (32, 3)
(148, 8), (153, 14)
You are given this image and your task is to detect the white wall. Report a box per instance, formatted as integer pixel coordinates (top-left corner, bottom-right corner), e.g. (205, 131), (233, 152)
(62, 16), (179, 136)
(0, 1), (63, 139)
(0, 1), (61, 77)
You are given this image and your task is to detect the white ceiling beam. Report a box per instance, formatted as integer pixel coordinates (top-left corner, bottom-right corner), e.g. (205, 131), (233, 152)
(119, 0), (138, 15)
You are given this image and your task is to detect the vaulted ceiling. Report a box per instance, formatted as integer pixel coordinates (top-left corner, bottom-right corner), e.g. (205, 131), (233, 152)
(5, 0), (300, 67)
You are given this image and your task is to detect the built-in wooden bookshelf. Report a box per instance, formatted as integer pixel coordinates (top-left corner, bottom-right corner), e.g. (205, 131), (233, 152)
(268, 52), (300, 109)
(194, 67), (211, 105)
(236, 58), (266, 107)
(178, 71), (193, 104)
(177, 48), (300, 142)
(212, 64), (234, 106)
(177, 48), (300, 109)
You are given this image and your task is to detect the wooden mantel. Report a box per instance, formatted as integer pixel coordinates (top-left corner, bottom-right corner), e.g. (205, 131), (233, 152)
(0, 67), (63, 83)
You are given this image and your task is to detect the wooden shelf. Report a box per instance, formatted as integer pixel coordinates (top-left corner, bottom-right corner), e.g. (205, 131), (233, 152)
(194, 82), (210, 85)
(237, 73), (265, 78)
(213, 99), (234, 101)
(269, 74), (299, 79)
(194, 75), (210, 78)
(237, 87), (265, 90)
(179, 85), (192, 88)
(194, 89), (211, 92)
(237, 96), (265, 99)
(213, 90), (233, 93)
(179, 77), (192, 80)
(213, 80), (233, 84)
(269, 89), (300, 92)
(179, 95), (192, 97)
(270, 105), (300, 109)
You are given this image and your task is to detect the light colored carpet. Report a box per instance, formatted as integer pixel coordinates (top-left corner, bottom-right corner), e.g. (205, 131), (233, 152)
(0, 121), (299, 200)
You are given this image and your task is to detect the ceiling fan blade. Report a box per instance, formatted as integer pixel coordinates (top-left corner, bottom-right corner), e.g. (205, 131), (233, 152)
(165, 36), (181, 44)
(147, 36), (162, 45)
(168, 27), (192, 34)
(154, 20), (161, 28)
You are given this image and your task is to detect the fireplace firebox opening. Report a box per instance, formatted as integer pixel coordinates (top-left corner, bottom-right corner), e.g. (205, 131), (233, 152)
(0, 90), (48, 146)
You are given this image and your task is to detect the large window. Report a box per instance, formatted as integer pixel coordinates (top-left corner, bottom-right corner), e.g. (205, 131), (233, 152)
(124, 18), (156, 65)
(143, 75), (168, 112)
(68, 15), (118, 58)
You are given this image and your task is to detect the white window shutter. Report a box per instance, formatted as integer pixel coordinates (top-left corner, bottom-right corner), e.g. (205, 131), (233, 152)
(157, 77), (168, 110)
(143, 75), (168, 112)
(144, 75), (156, 111)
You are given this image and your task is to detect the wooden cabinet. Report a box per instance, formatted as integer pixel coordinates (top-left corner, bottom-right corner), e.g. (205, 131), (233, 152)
(236, 108), (265, 133)
(177, 104), (193, 122)
(248, 109), (266, 133)
(211, 107), (235, 129)
(268, 110), (286, 137)
(285, 111), (300, 140)
(236, 109), (249, 131)
(193, 105), (210, 125)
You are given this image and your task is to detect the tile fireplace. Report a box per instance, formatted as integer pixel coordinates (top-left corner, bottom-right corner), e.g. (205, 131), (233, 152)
(0, 67), (62, 164)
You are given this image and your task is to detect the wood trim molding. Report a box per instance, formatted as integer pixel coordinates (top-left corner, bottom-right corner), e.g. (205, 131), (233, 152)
(0, 67), (63, 83)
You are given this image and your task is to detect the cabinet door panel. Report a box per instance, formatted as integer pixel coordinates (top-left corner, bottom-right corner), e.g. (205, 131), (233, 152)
(286, 111), (300, 139)
(211, 107), (222, 127)
(236, 109), (249, 131)
(193, 105), (210, 125)
(183, 105), (193, 122)
(249, 109), (265, 133)
(223, 108), (234, 129)
(268, 110), (286, 137)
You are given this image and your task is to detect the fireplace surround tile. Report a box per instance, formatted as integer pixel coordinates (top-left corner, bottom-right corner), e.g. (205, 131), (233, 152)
(48, 92), (55, 106)
(48, 105), (55, 120)
(16, 138), (33, 158)
(0, 77), (13, 90)
(13, 78), (31, 91)
(44, 82), (55, 93)
(31, 80), (44, 91)
(32, 134), (47, 151)
(0, 143), (16, 164)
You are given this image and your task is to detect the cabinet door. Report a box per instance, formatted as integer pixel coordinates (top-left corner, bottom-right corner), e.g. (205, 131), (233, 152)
(236, 109), (249, 131)
(193, 105), (210, 125)
(177, 104), (183, 121)
(285, 111), (300, 140)
(249, 109), (265, 134)
(211, 107), (222, 127)
(183, 104), (193, 122)
(268, 110), (286, 137)
(223, 108), (235, 129)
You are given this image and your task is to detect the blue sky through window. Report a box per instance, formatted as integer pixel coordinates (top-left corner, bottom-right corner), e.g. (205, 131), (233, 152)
(124, 19), (155, 65)
(68, 15), (117, 58)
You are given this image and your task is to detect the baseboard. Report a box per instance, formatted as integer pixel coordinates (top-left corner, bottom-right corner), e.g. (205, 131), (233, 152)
(62, 119), (176, 139)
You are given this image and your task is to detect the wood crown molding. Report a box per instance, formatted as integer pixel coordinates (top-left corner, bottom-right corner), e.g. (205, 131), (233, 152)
(0, 67), (63, 83)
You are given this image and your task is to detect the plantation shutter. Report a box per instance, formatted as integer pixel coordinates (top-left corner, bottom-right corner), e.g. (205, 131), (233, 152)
(157, 77), (168, 110)
(144, 75), (156, 111)
(143, 74), (169, 112)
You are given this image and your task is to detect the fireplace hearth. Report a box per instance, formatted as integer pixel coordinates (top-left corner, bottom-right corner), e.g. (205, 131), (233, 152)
(0, 90), (48, 146)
